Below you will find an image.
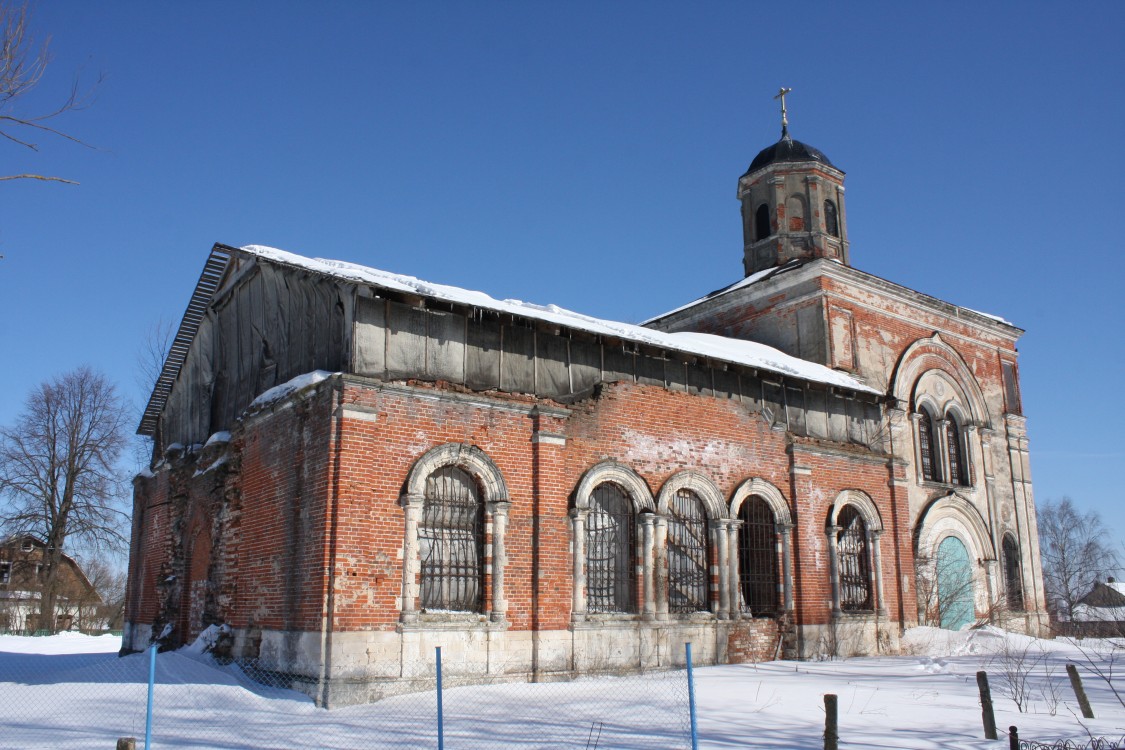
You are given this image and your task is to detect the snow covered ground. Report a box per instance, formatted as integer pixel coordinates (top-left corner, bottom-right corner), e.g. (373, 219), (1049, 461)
(1, 627), (1123, 749)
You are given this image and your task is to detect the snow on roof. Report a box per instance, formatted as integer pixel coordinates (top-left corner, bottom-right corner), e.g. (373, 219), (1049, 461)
(963, 307), (1013, 326)
(640, 261), (800, 324)
(246, 370), (335, 411)
(240, 245), (878, 395)
(1071, 603), (1125, 623)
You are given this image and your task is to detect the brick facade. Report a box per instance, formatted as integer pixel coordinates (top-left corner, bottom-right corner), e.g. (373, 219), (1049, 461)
(124, 131), (1047, 706)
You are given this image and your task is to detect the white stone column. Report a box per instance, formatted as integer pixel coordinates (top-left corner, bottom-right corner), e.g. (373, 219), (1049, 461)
(827, 525), (841, 615)
(909, 413), (924, 482)
(652, 515), (668, 621)
(937, 418), (952, 483)
(871, 529), (886, 614)
(715, 520), (730, 619)
(489, 501), (511, 623)
(643, 514), (659, 620)
(570, 508), (587, 621)
(399, 492), (425, 624)
(728, 521), (742, 619)
(780, 522), (795, 613)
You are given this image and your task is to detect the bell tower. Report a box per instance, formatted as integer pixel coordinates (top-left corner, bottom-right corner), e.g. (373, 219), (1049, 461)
(739, 89), (849, 276)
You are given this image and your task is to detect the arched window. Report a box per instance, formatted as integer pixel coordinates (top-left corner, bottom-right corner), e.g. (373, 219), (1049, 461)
(586, 483), (636, 614)
(1002, 534), (1024, 611)
(420, 466), (483, 612)
(946, 416), (967, 486)
(668, 489), (710, 613)
(918, 407), (942, 482)
(738, 495), (778, 615)
(755, 203), (771, 241)
(837, 505), (871, 611)
(824, 200), (839, 237)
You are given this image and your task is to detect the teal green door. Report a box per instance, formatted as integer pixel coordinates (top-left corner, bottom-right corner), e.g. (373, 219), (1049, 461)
(937, 536), (974, 630)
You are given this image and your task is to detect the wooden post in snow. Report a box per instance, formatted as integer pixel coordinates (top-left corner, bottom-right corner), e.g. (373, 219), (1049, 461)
(976, 671), (998, 740)
(1066, 663), (1095, 719)
(116, 739), (136, 750)
(824, 693), (838, 750)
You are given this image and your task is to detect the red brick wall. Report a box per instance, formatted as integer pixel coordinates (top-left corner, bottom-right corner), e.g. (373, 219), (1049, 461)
(129, 372), (915, 647)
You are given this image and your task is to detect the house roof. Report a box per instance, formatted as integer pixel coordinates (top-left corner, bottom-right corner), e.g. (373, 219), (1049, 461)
(1078, 579), (1125, 608)
(139, 243), (882, 436)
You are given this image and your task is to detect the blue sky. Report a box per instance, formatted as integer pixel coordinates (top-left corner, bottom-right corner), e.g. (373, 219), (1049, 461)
(1, 2), (1123, 540)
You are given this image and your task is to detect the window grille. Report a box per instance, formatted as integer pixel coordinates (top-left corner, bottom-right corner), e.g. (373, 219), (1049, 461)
(946, 418), (967, 485)
(824, 200), (839, 237)
(586, 483), (636, 614)
(918, 408), (941, 482)
(738, 496), (778, 615)
(668, 489), (710, 613)
(0, 562), (9, 585)
(837, 505), (871, 611)
(1003, 535), (1024, 611)
(419, 466), (483, 612)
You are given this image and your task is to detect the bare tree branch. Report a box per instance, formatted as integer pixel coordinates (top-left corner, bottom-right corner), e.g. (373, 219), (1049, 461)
(0, 1), (99, 185)
(0, 173), (76, 183)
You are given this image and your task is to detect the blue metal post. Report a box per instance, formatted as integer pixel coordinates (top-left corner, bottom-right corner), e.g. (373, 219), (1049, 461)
(436, 646), (444, 750)
(145, 643), (156, 749)
(686, 642), (698, 750)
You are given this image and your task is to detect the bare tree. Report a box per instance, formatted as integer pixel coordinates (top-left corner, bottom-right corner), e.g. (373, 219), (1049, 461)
(1038, 497), (1120, 626)
(1, 1), (98, 185)
(80, 554), (127, 630)
(132, 318), (175, 468)
(915, 550), (977, 630)
(0, 367), (129, 632)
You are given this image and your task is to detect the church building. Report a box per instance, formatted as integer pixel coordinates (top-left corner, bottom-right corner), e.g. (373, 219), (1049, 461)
(124, 102), (1047, 706)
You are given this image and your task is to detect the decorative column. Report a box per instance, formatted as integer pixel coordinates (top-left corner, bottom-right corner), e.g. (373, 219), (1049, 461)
(570, 508), (587, 621)
(653, 515), (668, 621)
(827, 525), (841, 615)
(643, 517), (657, 620)
(489, 501), (511, 623)
(937, 418), (951, 483)
(909, 413), (924, 482)
(779, 522), (795, 613)
(727, 521), (742, 619)
(715, 520), (730, 619)
(871, 529), (886, 614)
(399, 492), (425, 624)
(964, 424), (978, 486)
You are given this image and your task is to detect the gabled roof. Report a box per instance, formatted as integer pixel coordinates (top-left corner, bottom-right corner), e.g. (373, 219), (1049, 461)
(138, 244), (881, 435)
(643, 257), (1022, 334)
(1079, 580), (1125, 608)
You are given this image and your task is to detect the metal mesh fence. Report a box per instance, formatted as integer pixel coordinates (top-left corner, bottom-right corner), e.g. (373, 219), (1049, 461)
(0, 634), (694, 749)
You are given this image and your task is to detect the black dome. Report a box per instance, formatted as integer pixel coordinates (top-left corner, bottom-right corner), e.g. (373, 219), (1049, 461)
(744, 135), (836, 176)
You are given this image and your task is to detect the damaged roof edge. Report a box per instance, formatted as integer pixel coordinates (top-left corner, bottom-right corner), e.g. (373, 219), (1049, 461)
(139, 243), (881, 437)
(136, 243), (236, 436)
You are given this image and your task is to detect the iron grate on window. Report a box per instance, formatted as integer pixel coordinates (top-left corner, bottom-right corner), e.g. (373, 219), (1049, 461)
(739, 496), (778, 616)
(918, 408), (941, 482)
(837, 505), (871, 611)
(668, 489), (710, 614)
(586, 483), (636, 614)
(419, 466), (483, 612)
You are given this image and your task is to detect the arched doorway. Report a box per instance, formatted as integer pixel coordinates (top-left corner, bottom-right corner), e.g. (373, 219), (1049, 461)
(936, 536), (974, 630)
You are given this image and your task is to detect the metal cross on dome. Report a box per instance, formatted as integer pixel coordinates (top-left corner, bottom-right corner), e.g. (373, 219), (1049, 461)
(774, 87), (793, 138)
